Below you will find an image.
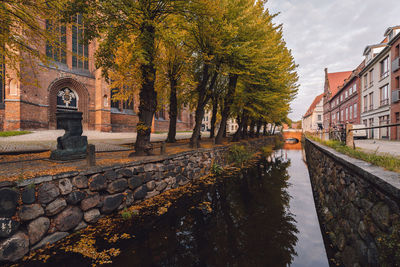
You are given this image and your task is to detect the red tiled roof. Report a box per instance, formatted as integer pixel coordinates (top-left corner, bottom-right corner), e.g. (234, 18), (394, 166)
(304, 93), (324, 118)
(328, 71), (352, 99)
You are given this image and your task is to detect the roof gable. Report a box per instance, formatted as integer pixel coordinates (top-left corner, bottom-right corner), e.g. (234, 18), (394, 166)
(327, 71), (352, 99)
(304, 93), (323, 118)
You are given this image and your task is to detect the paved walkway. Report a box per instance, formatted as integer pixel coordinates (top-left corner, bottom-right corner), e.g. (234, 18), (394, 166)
(0, 130), (209, 153)
(354, 139), (400, 157)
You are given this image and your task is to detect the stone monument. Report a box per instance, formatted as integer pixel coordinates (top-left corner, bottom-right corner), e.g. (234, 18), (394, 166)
(50, 111), (88, 161)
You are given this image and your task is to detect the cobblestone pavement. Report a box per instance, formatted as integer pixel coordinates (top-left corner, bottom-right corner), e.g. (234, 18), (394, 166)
(354, 139), (400, 157)
(0, 131), (208, 153)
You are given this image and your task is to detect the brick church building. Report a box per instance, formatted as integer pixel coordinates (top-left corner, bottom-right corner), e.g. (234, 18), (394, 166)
(0, 16), (193, 132)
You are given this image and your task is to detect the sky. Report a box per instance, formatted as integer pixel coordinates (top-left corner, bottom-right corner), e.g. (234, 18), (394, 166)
(266, 0), (400, 121)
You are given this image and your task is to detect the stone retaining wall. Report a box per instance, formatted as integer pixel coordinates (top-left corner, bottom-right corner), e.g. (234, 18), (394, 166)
(305, 138), (400, 266)
(0, 137), (275, 262)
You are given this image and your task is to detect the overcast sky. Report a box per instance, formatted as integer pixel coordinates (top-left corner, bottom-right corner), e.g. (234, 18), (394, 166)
(266, 0), (400, 121)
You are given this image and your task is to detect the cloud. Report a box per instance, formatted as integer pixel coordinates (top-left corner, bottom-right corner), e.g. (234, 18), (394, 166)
(266, 0), (400, 121)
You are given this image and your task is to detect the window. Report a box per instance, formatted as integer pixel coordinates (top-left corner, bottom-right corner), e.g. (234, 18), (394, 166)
(353, 83), (357, 93)
(0, 53), (4, 105)
(340, 95), (343, 102)
(369, 69), (374, 86)
(340, 110), (343, 121)
(45, 20), (66, 64)
(318, 115), (322, 121)
(379, 115), (389, 139)
(123, 97), (134, 113)
(369, 92), (374, 110)
(354, 103), (357, 118)
(72, 14), (89, 70)
(155, 109), (165, 120)
(336, 112), (339, 121)
(364, 74), (368, 89)
(380, 84), (389, 106)
(380, 57), (389, 78)
(350, 106), (353, 119)
(110, 88), (120, 110)
(345, 90), (348, 98)
(396, 77), (400, 89)
(345, 107), (348, 120)
(396, 45), (400, 59)
(363, 95), (368, 112)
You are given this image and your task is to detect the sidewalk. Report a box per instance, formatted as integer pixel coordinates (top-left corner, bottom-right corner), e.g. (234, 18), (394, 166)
(354, 139), (400, 157)
(0, 130), (209, 153)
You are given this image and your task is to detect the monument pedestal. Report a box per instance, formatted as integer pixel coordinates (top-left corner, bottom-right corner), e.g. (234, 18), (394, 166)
(50, 112), (88, 161)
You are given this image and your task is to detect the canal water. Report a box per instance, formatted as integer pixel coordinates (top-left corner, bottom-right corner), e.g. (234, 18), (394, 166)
(21, 144), (329, 267)
(111, 146), (329, 266)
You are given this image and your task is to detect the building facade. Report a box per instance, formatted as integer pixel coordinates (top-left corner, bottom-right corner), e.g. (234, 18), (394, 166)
(322, 68), (352, 131)
(329, 62), (364, 127)
(302, 93), (323, 133)
(0, 17), (193, 132)
(360, 38), (391, 139)
(388, 27), (400, 140)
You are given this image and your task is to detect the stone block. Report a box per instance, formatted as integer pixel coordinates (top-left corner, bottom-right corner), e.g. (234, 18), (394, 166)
(28, 217), (50, 245)
(84, 209), (101, 223)
(0, 188), (19, 218)
(133, 186), (147, 200)
(107, 179), (128, 194)
(58, 178), (73, 195)
(21, 187), (36, 204)
(0, 218), (20, 238)
(88, 174), (107, 191)
(31, 232), (69, 250)
(101, 194), (124, 214)
(128, 177), (142, 190)
(67, 190), (86, 205)
(104, 170), (118, 181)
(38, 183), (60, 204)
(45, 198), (67, 216)
(54, 206), (83, 232)
(72, 176), (88, 189)
(0, 232), (29, 262)
(19, 204), (44, 221)
(81, 194), (100, 211)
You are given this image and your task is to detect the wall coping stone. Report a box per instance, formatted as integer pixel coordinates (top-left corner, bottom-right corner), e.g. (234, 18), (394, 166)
(306, 138), (400, 199)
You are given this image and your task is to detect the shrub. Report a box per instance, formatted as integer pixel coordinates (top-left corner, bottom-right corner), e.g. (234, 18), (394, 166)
(227, 145), (252, 166)
(121, 209), (132, 220)
(211, 163), (223, 176)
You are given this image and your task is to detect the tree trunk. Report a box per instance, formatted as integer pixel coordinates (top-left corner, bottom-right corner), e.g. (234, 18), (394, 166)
(166, 78), (178, 143)
(232, 114), (243, 142)
(256, 119), (262, 138)
(262, 121), (267, 136)
(134, 22), (157, 156)
(241, 116), (249, 139)
(190, 64), (219, 147)
(215, 74), (238, 144)
(209, 94), (218, 139)
(249, 120), (256, 138)
(272, 124), (276, 135)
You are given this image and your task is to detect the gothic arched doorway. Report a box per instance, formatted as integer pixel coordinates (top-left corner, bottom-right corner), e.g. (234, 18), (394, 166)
(48, 77), (89, 129)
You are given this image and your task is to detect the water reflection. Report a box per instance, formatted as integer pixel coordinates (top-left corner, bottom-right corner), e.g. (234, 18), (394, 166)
(112, 155), (299, 267)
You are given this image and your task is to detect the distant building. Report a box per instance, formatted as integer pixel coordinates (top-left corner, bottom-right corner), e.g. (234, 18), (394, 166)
(330, 61), (364, 127)
(388, 26), (400, 140)
(302, 93), (324, 132)
(360, 35), (391, 139)
(322, 69), (352, 131)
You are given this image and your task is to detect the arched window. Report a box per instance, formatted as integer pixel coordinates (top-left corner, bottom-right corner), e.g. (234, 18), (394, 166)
(57, 87), (78, 110)
(46, 20), (67, 64)
(72, 14), (89, 70)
